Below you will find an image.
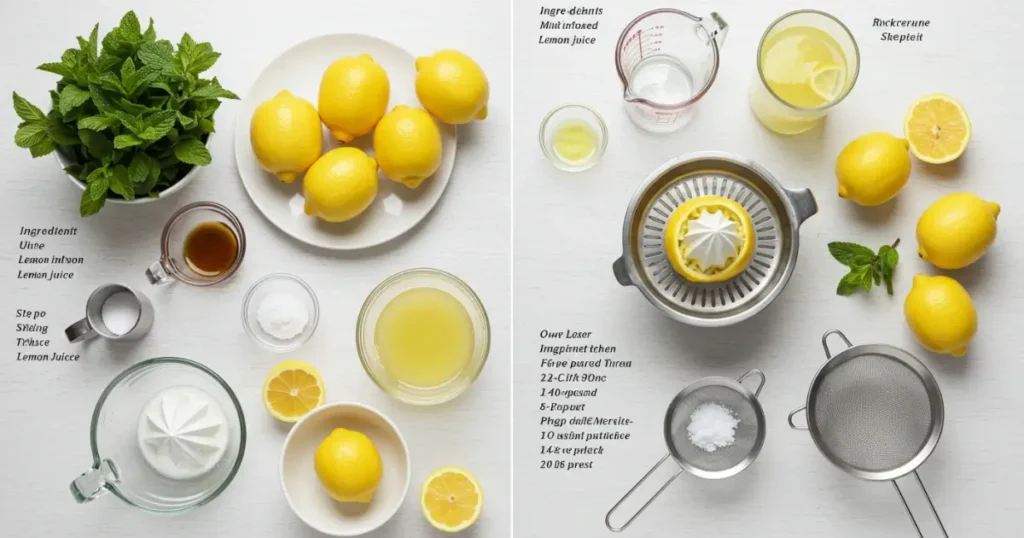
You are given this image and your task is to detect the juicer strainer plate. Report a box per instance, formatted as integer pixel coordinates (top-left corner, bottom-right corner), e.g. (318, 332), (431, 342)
(614, 152), (817, 327)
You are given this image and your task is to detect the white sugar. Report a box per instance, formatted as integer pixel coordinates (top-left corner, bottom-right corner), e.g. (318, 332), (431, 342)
(100, 292), (140, 336)
(687, 402), (740, 452)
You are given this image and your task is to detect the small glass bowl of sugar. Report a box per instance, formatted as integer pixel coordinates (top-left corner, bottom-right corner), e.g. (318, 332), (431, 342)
(241, 273), (319, 352)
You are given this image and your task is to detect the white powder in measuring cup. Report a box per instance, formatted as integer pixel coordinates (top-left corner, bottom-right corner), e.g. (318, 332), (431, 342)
(256, 292), (309, 340)
(687, 402), (740, 452)
(100, 292), (140, 335)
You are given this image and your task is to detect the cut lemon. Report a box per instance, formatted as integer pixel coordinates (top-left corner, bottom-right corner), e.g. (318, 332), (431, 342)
(262, 360), (325, 422)
(809, 63), (844, 102)
(421, 467), (483, 532)
(904, 94), (971, 164)
(664, 195), (755, 283)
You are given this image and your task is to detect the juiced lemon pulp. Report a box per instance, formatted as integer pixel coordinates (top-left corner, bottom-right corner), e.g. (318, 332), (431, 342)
(375, 287), (475, 388)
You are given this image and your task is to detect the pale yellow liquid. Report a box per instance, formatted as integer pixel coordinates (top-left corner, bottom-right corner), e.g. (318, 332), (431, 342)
(750, 25), (849, 134)
(551, 120), (597, 165)
(374, 287), (475, 389)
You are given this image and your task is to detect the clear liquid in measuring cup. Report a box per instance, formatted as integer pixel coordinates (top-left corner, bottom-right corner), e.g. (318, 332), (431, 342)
(627, 54), (695, 105)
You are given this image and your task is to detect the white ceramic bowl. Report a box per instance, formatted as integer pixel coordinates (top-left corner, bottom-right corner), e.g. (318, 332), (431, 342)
(281, 403), (411, 536)
(54, 136), (211, 205)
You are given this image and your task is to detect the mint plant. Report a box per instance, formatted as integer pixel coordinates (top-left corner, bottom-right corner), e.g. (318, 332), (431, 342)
(12, 11), (238, 216)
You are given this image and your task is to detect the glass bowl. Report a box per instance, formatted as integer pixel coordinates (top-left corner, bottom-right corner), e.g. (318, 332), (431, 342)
(539, 103), (608, 172)
(356, 268), (490, 405)
(242, 273), (319, 352)
(71, 357), (246, 513)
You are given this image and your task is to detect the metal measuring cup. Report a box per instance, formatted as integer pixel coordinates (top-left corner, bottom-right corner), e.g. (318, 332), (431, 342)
(65, 284), (154, 343)
(605, 369), (766, 531)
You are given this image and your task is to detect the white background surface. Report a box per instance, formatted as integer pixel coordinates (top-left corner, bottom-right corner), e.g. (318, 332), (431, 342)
(0, 0), (510, 536)
(514, 0), (1021, 536)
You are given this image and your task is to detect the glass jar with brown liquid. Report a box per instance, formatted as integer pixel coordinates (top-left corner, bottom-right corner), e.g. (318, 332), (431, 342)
(146, 202), (246, 286)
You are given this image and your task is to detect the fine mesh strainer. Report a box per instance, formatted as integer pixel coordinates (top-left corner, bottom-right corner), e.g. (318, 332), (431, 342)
(612, 152), (817, 327)
(605, 369), (766, 531)
(788, 330), (948, 537)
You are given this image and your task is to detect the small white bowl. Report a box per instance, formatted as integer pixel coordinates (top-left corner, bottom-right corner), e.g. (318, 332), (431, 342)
(242, 273), (320, 352)
(281, 403), (411, 537)
(54, 135), (211, 205)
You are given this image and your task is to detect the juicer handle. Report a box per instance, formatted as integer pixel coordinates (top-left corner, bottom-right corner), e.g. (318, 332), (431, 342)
(605, 453), (683, 532)
(612, 257), (633, 287)
(70, 459), (119, 503)
(784, 187), (818, 225)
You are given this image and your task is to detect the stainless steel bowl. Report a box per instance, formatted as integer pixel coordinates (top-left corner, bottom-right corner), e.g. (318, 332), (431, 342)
(612, 152), (817, 327)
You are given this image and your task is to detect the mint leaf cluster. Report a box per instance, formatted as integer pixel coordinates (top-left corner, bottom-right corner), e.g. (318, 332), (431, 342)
(829, 239), (900, 296)
(12, 11), (238, 216)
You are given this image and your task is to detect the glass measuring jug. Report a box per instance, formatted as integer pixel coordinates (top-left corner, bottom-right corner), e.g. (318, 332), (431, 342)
(70, 358), (246, 513)
(615, 9), (728, 133)
(748, 10), (860, 134)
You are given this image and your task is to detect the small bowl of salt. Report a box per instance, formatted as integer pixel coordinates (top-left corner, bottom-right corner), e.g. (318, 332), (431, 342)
(242, 273), (319, 352)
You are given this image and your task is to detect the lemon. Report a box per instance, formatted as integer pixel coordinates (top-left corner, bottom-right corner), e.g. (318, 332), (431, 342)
(904, 274), (977, 357)
(249, 90), (323, 183)
(835, 132), (912, 206)
(314, 428), (383, 503)
(303, 147), (379, 223)
(318, 54), (390, 143)
(421, 467), (483, 532)
(917, 192), (1000, 270)
(415, 50), (489, 125)
(905, 94), (971, 164)
(809, 62), (843, 102)
(262, 360), (325, 422)
(663, 196), (755, 283)
(373, 106), (443, 189)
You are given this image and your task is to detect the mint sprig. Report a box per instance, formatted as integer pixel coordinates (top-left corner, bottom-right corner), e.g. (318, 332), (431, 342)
(11, 11), (237, 217)
(829, 239), (900, 296)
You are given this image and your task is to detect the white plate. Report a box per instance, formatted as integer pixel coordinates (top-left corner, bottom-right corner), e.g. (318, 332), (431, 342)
(234, 34), (457, 250)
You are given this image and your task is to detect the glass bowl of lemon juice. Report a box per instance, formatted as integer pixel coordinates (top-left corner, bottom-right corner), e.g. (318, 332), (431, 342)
(357, 268), (490, 406)
(539, 104), (607, 172)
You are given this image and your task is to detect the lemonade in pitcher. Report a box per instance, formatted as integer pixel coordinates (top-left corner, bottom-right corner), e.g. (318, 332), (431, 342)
(749, 11), (859, 134)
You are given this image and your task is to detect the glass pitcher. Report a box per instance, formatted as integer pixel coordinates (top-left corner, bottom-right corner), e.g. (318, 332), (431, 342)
(70, 358), (246, 513)
(615, 9), (728, 133)
(748, 10), (860, 134)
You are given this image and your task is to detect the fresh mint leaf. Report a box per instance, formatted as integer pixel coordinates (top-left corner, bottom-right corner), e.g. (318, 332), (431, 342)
(61, 49), (79, 70)
(198, 118), (215, 133)
(173, 136), (210, 165)
(142, 18), (156, 42)
(137, 40), (179, 77)
(45, 117), (80, 145)
(108, 165), (135, 200)
(77, 114), (120, 131)
(97, 72), (127, 95)
(138, 110), (176, 140)
(112, 110), (143, 134)
(29, 137), (56, 157)
(118, 11), (141, 39)
(38, 62), (73, 78)
(828, 242), (876, 267)
(837, 266), (870, 296)
(113, 133), (142, 148)
(14, 122), (48, 148)
(13, 92), (46, 121)
(176, 111), (196, 129)
(80, 167), (109, 216)
(58, 85), (92, 115)
(78, 128), (113, 161)
(120, 57), (136, 81)
(88, 84), (116, 112)
(128, 152), (156, 183)
(880, 246), (899, 272)
(190, 77), (237, 100)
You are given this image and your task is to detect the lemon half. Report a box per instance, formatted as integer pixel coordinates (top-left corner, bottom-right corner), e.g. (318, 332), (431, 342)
(904, 94), (971, 164)
(262, 360), (325, 422)
(421, 467), (483, 532)
(663, 195), (755, 283)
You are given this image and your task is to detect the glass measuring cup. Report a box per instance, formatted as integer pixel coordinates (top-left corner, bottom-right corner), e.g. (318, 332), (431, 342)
(748, 10), (860, 134)
(615, 9), (728, 133)
(146, 202), (246, 286)
(70, 358), (246, 513)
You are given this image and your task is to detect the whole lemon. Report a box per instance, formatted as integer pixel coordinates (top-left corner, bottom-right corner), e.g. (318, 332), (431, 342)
(373, 106), (443, 189)
(250, 90), (323, 183)
(904, 274), (976, 357)
(835, 132), (912, 206)
(303, 147), (378, 223)
(415, 50), (489, 125)
(319, 54), (390, 143)
(917, 193), (1000, 269)
(313, 428), (383, 503)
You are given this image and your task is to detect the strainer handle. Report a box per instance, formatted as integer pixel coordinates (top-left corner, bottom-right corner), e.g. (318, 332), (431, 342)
(893, 471), (949, 538)
(787, 406), (808, 430)
(737, 369), (766, 397)
(822, 329), (853, 359)
(604, 453), (683, 532)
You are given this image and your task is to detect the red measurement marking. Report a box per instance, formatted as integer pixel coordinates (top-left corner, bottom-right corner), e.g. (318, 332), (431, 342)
(639, 28), (644, 60)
